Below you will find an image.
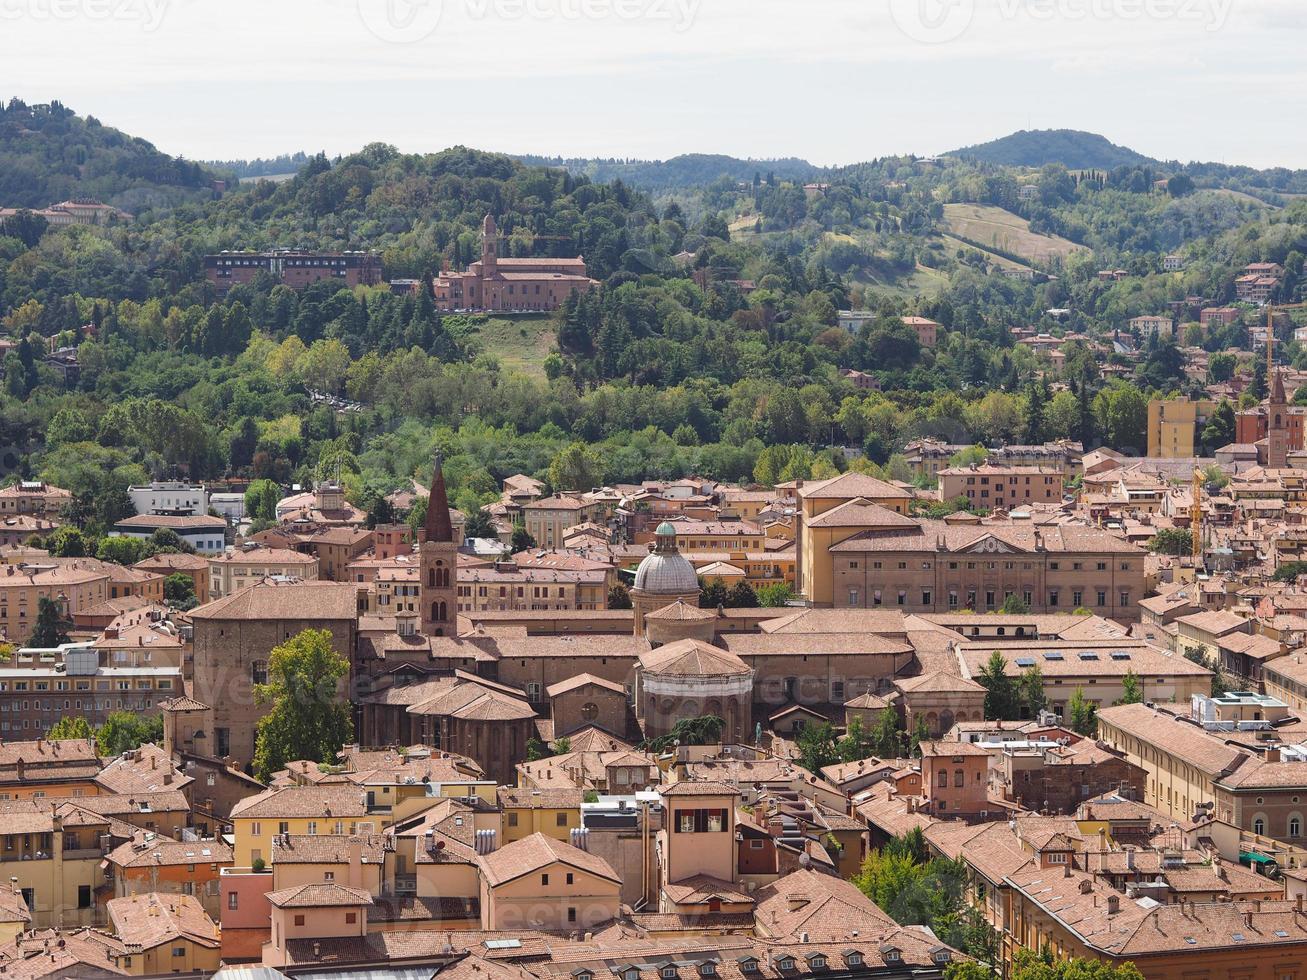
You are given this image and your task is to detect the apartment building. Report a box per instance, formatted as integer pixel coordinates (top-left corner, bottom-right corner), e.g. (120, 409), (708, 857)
(0, 559), (110, 645)
(522, 494), (608, 550)
(1147, 397), (1216, 458)
(0, 481), (70, 518)
(204, 251), (382, 294)
(126, 482), (208, 517)
(208, 545), (320, 599)
(937, 464), (1064, 509)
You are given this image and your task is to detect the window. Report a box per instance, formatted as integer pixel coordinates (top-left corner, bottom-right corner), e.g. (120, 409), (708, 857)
(508, 812), (518, 827)
(78, 885), (91, 909)
(172, 947), (186, 959)
(777, 958), (795, 972)
(278, 822), (289, 835)
(566, 872), (574, 884)
(556, 812), (569, 827)
(1049, 591), (1059, 607)
(700, 965), (717, 977)
(345, 911), (357, 924)
(569, 907), (578, 923)
(846, 954), (863, 967)
(1254, 817), (1266, 836)
(251, 661), (268, 685)
(1291, 816), (1302, 839)
(228, 892), (238, 910)
(294, 915), (306, 927)
(541, 873), (549, 886)
(581, 702), (598, 721)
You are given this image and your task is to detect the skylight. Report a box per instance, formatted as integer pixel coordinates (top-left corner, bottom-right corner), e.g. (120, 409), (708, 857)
(1079, 653), (1100, 661)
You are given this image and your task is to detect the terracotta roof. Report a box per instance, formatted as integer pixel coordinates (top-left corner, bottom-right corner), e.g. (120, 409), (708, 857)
(105, 834), (232, 869)
(477, 832), (620, 887)
(270, 834), (391, 865)
(796, 473), (914, 501)
(188, 581), (359, 621)
(230, 784), (370, 820)
(659, 780), (739, 797)
(266, 882), (374, 909)
(639, 639), (750, 677)
(106, 892), (220, 949)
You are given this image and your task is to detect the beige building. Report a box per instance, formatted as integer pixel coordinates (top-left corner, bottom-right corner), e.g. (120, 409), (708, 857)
(937, 464), (1064, 510)
(522, 494), (608, 549)
(1147, 397), (1216, 458)
(105, 892), (221, 976)
(829, 520), (1146, 620)
(208, 545), (320, 599)
(794, 471), (914, 606)
(1098, 702), (1307, 839)
(0, 481), (71, 518)
(455, 561), (608, 614)
(477, 832), (621, 931)
(0, 559), (110, 645)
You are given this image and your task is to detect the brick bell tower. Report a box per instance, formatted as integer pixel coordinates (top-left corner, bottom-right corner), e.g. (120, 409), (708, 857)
(420, 452), (458, 637)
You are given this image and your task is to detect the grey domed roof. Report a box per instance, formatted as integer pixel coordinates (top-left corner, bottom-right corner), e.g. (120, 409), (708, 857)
(634, 549), (699, 595)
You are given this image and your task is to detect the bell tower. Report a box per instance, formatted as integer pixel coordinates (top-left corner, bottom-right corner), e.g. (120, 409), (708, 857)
(481, 214), (498, 278)
(1268, 309), (1290, 470)
(420, 452), (458, 637)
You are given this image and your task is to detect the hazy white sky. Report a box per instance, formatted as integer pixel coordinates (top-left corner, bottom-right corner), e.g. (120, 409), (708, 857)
(2, 0), (1304, 167)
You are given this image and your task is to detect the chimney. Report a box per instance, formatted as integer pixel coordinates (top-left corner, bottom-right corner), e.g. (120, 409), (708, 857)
(347, 837), (363, 888)
(1106, 895), (1120, 915)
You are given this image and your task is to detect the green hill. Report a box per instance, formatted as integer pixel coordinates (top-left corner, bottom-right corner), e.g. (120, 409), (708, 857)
(512, 152), (824, 194)
(950, 129), (1155, 170)
(0, 98), (219, 212)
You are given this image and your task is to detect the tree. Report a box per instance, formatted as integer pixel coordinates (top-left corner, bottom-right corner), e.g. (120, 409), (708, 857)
(251, 629), (353, 782)
(366, 495), (395, 529)
(699, 577), (729, 609)
(608, 584), (633, 609)
(757, 583), (796, 607)
(645, 715), (726, 753)
(29, 597), (70, 648)
(245, 479), (280, 523)
(1000, 593), (1030, 614)
(1067, 687), (1097, 736)
(511, 523), (536, 552)
(48, 526), (88, 557)
(1093, 385), (1147, 453)
(1010, 949), (1143, 980)
(96, 536), (151, 565)
(977, 651), (1020, 720)
(797, 723), (840, 773)
(1273, 561), (1307, 583)
(1200, 399), (1236, 455)
(549, 442), (604, 492)
(1116, 670), (1143, 705)
(871, 707), (904, 759)
(725, 580), (759, 608)
(1020, 664), (1047, 718)
(97, 712), (164, 756)
(837, 716), (876, 763)
(164, 573), (197, 608)
(525, 736), (555, 762)
(463, 508), (496, 540)
(1149, 528), (1194, 556)
(909, 712), (930, 756)
(48, 716), (94, 741)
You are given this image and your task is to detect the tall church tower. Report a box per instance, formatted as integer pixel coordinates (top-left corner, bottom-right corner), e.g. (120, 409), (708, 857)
(420, 453), (458, 637)
(1268, 313), (1290, 470)
(481, 214), (498, 278)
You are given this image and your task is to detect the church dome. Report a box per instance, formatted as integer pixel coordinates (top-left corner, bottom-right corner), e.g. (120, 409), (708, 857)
(634, 524), (698, 595)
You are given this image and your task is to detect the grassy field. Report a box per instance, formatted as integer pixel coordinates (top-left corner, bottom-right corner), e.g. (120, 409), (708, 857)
(465, 315), (558, 378)
(854, 261), (950, 300)
(939, 232), (1034, 273)
(942, 203), (1084, 265)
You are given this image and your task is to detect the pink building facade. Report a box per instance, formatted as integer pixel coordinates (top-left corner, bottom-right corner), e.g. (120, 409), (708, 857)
(432, 215), (596, 312)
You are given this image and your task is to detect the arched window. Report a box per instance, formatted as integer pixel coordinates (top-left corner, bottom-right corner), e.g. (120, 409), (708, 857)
(427, 568), (436, 587)
(581, 702), (598, 721)
(1254, 815), (1267, 836)
(937, 770), (948, 788)
(954, 768), (964, 787)
(1290, 814), (1303, 839)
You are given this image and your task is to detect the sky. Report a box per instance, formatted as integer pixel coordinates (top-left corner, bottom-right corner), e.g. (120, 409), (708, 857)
(2, 0), (1305, 168)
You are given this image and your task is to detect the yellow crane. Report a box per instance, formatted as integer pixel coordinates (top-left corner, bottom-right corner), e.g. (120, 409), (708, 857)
(1191, 466), (1203, 561)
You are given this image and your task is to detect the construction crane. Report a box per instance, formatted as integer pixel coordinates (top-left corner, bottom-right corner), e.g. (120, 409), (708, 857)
(1191, 466), (1203, 561)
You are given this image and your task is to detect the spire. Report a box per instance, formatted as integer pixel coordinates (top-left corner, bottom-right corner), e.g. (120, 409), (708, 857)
(1273, 366), (1287, 406)
(423, 452), (454, 543)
